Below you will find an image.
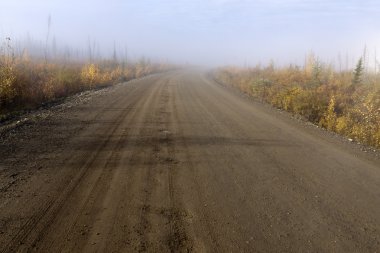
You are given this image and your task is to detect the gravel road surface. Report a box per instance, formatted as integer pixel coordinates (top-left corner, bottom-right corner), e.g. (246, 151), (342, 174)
(0, 71), (379, 252)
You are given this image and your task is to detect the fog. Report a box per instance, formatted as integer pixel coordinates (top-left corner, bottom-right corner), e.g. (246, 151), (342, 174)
(1, 0), (379, 67)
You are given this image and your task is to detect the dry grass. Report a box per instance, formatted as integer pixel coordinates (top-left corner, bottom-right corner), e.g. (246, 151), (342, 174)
(0, 39), (171, 118)
(213, 61), (380, 148)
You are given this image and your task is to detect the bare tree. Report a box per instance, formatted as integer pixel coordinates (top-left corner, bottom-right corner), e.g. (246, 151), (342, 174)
(44, 14), (51, 63)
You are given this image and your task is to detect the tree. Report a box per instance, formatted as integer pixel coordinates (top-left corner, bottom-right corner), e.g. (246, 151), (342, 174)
(352, 57), (364, 85)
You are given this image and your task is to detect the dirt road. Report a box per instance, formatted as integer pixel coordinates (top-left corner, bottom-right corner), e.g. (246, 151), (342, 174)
(0, 71), (380, 252)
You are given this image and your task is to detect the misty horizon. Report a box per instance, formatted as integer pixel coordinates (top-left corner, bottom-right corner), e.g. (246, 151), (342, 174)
(1, 0), (379, 68)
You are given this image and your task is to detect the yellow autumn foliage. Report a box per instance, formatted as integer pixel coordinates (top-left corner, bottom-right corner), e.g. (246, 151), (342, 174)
(0, 64), (16, 104)
(1, 38), (172, 116)
(214, 62), (380, 148)
(81, 64), (100, 86)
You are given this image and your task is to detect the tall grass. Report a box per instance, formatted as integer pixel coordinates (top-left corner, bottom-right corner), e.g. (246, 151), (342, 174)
(0, 38), (172, 118)
(212, 57), (380, 149)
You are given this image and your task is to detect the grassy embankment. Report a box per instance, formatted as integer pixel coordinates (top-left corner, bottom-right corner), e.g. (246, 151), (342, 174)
(213, 56), (380, 149)
(0, 38), (171, 120)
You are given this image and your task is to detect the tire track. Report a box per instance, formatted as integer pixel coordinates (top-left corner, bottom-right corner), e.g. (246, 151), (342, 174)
(135, 77), (193, 252)
(136, 81), (169, 252)
(172, 76), (222, 252)
(1, 81), (150, 253)
(164, 80), (193, 253)
(74, 77), (168, 252)
(36, 76), (167, 253)
(50, 95), (145, 250)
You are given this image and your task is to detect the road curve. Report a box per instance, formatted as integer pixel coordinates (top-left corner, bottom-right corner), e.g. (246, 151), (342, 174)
(0, 70), (380, 252)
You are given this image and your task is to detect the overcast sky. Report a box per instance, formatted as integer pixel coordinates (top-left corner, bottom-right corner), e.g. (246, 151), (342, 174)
(0, 0), (379, 66)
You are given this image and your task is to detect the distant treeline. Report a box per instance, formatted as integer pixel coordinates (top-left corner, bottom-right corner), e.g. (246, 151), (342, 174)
(0, 37), (173, 119)
(212, 55), (380, 149)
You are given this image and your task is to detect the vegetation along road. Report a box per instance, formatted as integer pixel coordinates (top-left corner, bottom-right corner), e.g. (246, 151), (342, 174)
(0, 70), (379, 252)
